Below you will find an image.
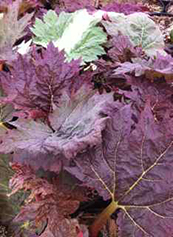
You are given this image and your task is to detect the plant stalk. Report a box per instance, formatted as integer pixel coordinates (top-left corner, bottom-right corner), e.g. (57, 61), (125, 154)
(89, 200), (118, 237)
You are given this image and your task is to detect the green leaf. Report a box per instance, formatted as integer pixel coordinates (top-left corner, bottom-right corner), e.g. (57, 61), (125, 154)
(31, 10), (73, 47)
(103, 12), (165, 56)
(31, 9), (107, 62)
(66, 25), (107, 62)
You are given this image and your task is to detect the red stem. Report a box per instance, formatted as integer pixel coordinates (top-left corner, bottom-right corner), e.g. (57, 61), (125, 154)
(89, 200), (118, 237)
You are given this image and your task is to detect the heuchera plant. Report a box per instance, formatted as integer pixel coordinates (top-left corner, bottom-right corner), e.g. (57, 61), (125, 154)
(1, 0), (173, 237)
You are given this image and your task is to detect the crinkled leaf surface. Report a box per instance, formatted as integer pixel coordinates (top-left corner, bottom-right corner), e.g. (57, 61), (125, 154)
(91, 34), (144, 94)
(67, 102), (173, 236)
(102, 12), (165, 56)
(0, 43), (81, 114)
(32, 9), (107, 62)
(114, 58), (150, 77)
(0, 0), (33, 62)
(0, 89), (113, 171)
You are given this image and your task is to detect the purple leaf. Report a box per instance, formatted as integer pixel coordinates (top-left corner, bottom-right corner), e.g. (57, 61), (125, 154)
(0, 89), (113, 171)
(10, 164), (86, 237)
(108, 34), (145, 63)
(114, 53), (173, 83)
(91, 33), (145, 94)
(0, 43), (81, 115)
(66, 101), (173, 236)
(122, 75), (173, 122)
(102, 2), (149, 15)
(55, 0), (95, 13)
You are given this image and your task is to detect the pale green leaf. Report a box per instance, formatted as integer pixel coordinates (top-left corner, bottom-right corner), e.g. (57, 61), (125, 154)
(66, 24), (107, 62)
(31, 9), (107, 62)
(102, 12), (165, 56)
(31, 10), (73, 47)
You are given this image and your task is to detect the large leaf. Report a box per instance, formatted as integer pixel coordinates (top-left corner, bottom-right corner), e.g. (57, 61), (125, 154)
(66, 102), (173, 236)
(31, 9), (107, 62)
(102, 12), (165, 56)
(0, 88), (113, 171)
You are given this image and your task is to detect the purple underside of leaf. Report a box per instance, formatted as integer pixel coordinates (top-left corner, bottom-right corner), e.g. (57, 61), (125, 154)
(0, 43), (82, 114)
(66, 101), (173, 236)
(0, 90), (114, 171)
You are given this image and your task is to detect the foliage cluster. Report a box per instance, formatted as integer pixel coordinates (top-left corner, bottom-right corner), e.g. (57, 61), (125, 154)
(1, 0), (173, 237)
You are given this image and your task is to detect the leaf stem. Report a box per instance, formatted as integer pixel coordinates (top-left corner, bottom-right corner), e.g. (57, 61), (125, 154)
(89, 200), (118, 237)
(0, 122), (8, 130)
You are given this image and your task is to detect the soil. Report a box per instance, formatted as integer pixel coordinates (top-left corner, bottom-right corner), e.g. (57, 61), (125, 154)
(144, 1), (173, 42)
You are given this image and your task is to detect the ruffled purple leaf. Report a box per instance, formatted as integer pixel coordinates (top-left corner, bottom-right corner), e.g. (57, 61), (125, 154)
(0, 88), (113, 171)
(91, 33), (145, 94)
(0, 43), (81, 115)
(114, 53), (173, 83)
